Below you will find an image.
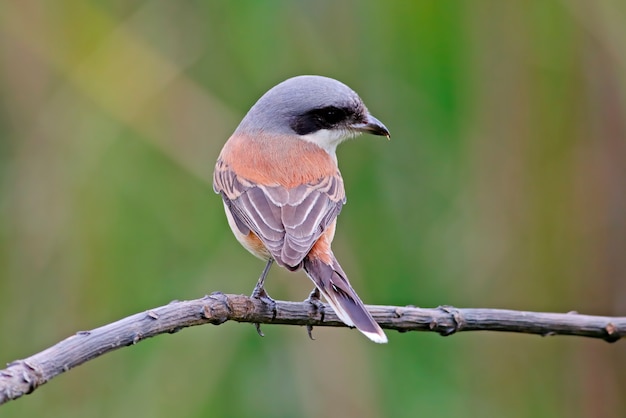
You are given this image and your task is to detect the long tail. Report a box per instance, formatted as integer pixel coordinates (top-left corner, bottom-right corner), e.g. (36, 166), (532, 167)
(303, 255), (388, 344)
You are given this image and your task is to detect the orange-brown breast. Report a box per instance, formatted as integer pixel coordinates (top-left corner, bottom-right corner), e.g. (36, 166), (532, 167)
(219, 132), (339, 187)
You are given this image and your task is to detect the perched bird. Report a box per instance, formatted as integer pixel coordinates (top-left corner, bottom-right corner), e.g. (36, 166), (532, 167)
(213, 75), (389, 343)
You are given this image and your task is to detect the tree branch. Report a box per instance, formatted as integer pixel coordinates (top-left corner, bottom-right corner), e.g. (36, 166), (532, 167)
(1, 291), (624, 405)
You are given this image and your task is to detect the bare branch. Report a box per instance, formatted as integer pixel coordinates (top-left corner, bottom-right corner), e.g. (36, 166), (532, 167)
(1, 292), (624, 405)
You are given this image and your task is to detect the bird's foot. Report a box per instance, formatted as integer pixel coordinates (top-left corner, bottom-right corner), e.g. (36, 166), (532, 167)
(304, 288), (325, 340)
(251, 285), (277, 337)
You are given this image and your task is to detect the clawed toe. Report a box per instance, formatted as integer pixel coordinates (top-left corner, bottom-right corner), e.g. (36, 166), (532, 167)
(251, 286), (277, 337)
(304, 288), (325, 340)
(250, 259), (277, 337)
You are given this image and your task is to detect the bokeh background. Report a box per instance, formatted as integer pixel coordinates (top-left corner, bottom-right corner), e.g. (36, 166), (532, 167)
(1, 1), (625, 417)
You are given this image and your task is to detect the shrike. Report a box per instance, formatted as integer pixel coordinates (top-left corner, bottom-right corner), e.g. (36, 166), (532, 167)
(213, 75), (389, 343)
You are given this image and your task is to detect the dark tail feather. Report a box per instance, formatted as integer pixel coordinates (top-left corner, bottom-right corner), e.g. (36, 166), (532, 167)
(303, 256), (388, 344)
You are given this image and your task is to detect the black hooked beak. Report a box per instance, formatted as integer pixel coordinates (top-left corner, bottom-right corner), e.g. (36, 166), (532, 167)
(351, 114), (390, 139)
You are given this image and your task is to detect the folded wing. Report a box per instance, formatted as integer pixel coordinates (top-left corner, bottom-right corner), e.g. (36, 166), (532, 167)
(213, 159), (346, 269)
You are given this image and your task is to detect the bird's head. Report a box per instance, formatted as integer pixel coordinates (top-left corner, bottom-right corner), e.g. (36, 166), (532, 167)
(236, 75), (390, 155)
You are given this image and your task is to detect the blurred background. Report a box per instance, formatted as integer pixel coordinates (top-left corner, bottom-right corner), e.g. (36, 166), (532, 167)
(1, 1), (625, 417)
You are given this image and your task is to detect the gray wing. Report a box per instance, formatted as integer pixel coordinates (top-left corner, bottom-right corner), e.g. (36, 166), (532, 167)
(213, 160), (345, 269)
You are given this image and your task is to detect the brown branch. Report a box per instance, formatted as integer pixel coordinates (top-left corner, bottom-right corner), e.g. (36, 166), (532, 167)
(1, 292), (624, 405)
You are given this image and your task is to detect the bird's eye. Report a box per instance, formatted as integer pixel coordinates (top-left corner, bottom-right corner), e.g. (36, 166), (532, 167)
(290, 106), (349, 135)
(316, 106), (346, 125)
(325, 108), (338, 118)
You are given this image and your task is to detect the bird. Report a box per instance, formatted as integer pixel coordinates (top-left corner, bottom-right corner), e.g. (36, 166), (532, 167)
(213, 75), (389, 343)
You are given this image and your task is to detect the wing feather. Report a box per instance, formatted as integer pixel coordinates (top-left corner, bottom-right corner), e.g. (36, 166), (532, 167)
(213, 159), (345, 269)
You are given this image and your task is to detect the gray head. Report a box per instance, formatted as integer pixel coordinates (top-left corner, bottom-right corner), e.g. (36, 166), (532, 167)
(235, 75), (389, 154)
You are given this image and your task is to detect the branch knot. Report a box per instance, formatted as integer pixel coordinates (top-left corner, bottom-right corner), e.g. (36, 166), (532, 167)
(435, 305), (466, 336)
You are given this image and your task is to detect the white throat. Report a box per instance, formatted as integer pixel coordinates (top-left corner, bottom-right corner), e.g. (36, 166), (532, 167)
(300, 129), (359, 162)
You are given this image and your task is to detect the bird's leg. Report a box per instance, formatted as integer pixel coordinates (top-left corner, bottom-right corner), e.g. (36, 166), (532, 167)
(304, 287), (325, 340)
(251, 258), (274, 302)
(251, 258), (276, 337)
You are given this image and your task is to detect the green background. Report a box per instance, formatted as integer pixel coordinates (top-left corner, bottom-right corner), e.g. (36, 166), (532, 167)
(1, 1), (625, 417)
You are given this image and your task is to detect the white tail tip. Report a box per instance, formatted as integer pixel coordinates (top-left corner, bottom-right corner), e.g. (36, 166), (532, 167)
(362, 330), (388, 344)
